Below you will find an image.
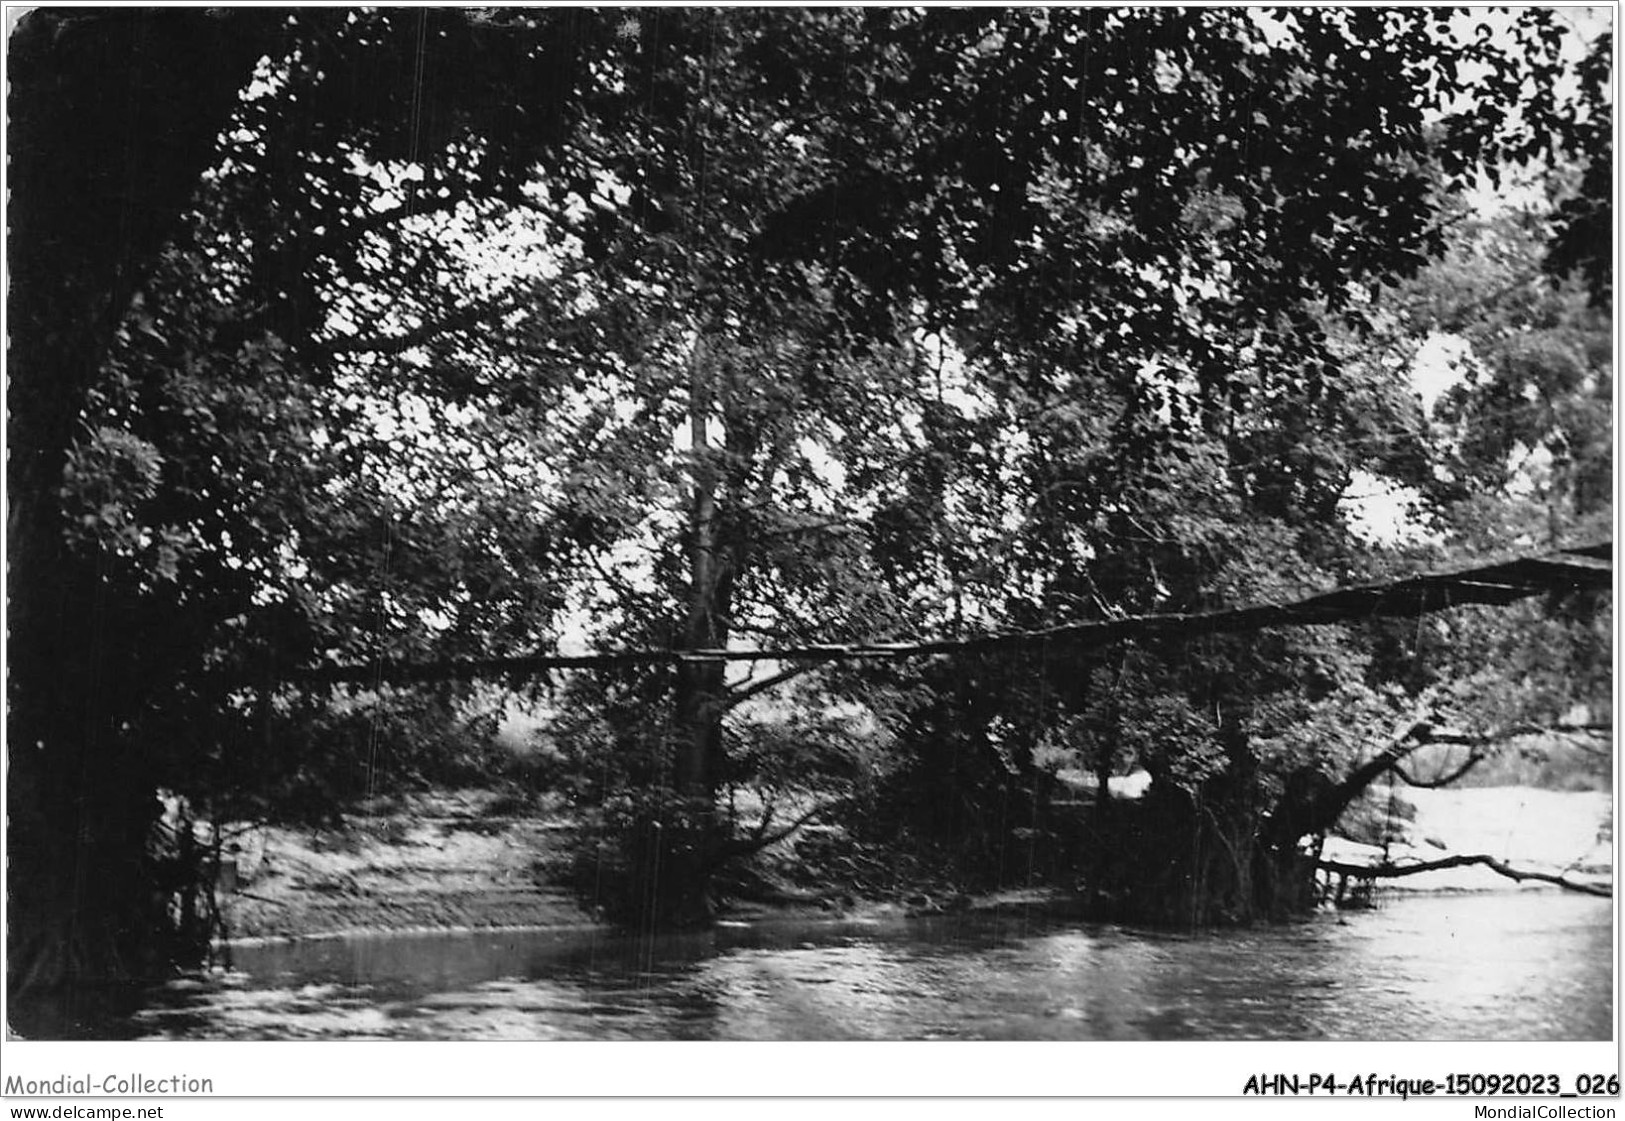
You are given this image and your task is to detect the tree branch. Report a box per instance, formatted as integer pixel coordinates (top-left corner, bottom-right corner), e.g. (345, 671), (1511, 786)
(1432, 720), (1614, 745)
(1318, 854), (1611, 897)
(314, 296), (524, 356)
(1394, 750), (1486, 789)
(719, 664), (818, 714)
(314, 254), (604, 358)
(1306, 704), (1438, 831)
(709, 798), (849, 865)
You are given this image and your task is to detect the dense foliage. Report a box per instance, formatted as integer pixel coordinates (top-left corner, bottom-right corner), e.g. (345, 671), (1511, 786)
(8, 8), (1611, 993)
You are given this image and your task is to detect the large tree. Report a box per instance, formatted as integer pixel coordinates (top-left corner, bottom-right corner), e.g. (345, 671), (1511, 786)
(8, 8), (292, 996)
(7, 7), (1607, 991)
(451, 7), (1609, 922)
(7, 6), (608, 994)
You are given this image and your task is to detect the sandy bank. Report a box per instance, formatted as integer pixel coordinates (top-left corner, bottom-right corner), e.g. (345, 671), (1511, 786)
(219, 790), (597, 942)
(218, 785), (1612, 944)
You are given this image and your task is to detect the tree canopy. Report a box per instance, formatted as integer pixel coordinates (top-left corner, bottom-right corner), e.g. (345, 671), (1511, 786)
(7, 7), (1612, 988)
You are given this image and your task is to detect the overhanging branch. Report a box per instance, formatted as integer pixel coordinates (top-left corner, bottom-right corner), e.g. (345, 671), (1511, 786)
(1394, 751), (1486, 789)
(1318, 854), (1611, 898)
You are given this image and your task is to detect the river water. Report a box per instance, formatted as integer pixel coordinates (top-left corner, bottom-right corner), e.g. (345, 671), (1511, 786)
(100, 890), (1609, 1041)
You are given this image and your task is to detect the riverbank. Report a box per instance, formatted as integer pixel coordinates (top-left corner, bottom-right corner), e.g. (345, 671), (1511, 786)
(217, 787), (1068, 943)
(218, 784), (1612, 944)
(220, 790), (599, 941)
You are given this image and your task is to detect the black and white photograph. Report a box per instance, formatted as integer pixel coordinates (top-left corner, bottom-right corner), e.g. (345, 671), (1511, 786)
(3, 1), (1615, 1098)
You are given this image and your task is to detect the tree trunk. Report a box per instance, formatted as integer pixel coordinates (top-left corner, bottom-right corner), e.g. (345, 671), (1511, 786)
(677, 334), (725, 797)
(7, 10), (282, 999)
(654, 334), (733, 925)
(1088, 723), (1115, 908)
(1265, 707), (1435, 851)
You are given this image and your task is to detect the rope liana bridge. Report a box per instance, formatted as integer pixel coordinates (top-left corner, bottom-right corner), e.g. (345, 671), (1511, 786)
(292, 538), (1612, 686)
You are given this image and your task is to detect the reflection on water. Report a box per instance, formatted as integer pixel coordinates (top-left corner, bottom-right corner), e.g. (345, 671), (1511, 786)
(80, 892), (1625, 1040)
